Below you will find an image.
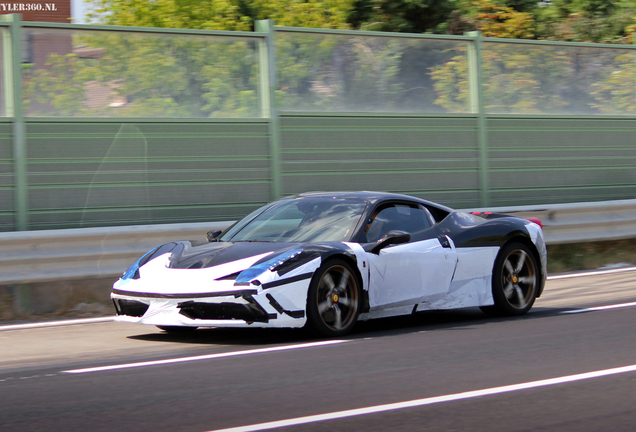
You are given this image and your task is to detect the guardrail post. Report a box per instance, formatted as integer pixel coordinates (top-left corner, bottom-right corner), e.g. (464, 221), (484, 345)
(12, 283), (31, 315)
(466, 31), (489, 207)
(3, 14), (27, 230)
(255, 19), (281, 201)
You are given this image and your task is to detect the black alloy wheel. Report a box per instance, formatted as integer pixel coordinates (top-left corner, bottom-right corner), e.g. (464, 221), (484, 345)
(306, 259), (361, 337)
(481, 242), (539, 316)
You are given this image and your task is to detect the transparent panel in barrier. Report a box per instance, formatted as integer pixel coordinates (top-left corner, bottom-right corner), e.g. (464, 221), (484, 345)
(482, 42), (636, 115)
(275, 31), (470, 114)
(22, 28), (260, 118)
(0, 28), (5, 117)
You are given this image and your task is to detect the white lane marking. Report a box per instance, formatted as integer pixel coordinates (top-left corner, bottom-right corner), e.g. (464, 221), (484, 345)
(206, 364), (636, 432)
(0, 316), (115, 331)
(0, 374), (59, 385)
(561, 301), (636, 314)
(19, 375), (39, 380)
(548, 266), (636, 280)
(63, 340), (349, 374)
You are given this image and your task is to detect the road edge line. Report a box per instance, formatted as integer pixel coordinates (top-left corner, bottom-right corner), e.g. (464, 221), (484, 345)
(0, 316), (115, 331)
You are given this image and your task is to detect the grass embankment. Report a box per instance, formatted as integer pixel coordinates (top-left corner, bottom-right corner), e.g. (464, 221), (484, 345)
(548, 238), (636, 274)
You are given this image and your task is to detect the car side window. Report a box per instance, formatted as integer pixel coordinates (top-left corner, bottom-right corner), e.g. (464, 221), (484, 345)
(364, 204), (432, 243)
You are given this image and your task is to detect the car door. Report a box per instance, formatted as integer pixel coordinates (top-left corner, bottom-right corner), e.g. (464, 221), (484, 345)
(364, 204), (458, 310)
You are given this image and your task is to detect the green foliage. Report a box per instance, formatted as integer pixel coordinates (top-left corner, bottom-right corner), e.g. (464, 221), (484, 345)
(480, 46), (570, 113)
(430, 39), (636, 116)
(23, 53), (94, 116)
(500, 0), (538, 13)
(472, 0), (536, 38)
(591, 52), (636, 113)
(275, 32), (458, 113)
(430, 53), (469, 112)
(66, 0), (356, 118)
(348, 0), (455, 33)
(25, 0), (636, 118)
(82, 0), (636, 44)
(431, 45), (576, 114)
(431, 0), (543, 114)
(535, 0), (636, 42)
(22, 31), (261, 118)
(250, 0), (353, 29)
(429, 0), (636, 115)
(274, 33), (406, 111)
(86, 0), (354, 30)
(86, 0), (252, 30)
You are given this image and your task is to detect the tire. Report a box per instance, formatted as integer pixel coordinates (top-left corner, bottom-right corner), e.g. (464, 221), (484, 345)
(156, 325), (198, 333)
(481, 242), (539, 317)
(306, 259), (361, 337)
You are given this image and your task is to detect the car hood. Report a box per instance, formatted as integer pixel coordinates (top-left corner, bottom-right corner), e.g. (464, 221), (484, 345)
(113, 241), (305, 295)
(164, 240), (301, 270)
(114, 240), (357, 296)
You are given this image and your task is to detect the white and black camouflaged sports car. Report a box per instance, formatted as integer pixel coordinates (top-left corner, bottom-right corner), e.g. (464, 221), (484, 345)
(112, 192), (547, 337)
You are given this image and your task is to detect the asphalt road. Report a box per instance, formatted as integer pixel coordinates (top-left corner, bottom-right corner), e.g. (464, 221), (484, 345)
(1, 269), (635, 432)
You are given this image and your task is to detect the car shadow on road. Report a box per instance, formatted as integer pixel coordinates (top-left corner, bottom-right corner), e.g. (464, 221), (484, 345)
(126, 306), (570, 346)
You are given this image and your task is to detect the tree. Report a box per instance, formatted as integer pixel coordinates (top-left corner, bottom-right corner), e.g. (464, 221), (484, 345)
(23, 53), (93, 116)
(347, 0), (455, 33)
(34, 0), (636, 119)
(274, 32), (413, 112)
(431, 44), (573, 114)
(500, 0), (538, 13)
(430, 0), (545, 113)
(86, 0), (354, 30)
(22, 30), (262, 118)
(591, 52), (636, 113)
(471, 0), (535, 38)
(45, 0), (357, 118)
(534, 0), (636, 43)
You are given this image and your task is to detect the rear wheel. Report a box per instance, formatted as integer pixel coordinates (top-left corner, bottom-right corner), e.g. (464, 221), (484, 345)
(306, 259), (360, 337)
(481, 242), (538, 316)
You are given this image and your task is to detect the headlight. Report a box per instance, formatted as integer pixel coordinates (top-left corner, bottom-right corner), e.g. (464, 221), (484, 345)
(121, 248), (158, 280)
(235, 248), (303, 284)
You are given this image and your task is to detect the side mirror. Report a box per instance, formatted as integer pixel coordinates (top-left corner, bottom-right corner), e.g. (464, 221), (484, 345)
(367, 230), (411, 254)
(206, 229), (222, 242)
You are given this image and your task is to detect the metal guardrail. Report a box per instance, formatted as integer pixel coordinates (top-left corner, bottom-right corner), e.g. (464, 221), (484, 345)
(475, 199), (636, 245)
(2, 199), (636, 285)
(0, 221), (231, 285)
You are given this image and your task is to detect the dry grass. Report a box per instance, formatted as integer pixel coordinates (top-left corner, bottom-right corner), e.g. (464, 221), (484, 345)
(548, 238), (636, 274)
(0, 288), (15, 321)
(0, 277), (115, 322)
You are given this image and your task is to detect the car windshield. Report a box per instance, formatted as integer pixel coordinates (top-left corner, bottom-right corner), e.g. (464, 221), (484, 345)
(221, 197), (367, 243)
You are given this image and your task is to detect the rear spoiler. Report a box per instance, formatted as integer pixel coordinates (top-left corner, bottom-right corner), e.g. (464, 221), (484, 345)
(470, 212), (543, 229)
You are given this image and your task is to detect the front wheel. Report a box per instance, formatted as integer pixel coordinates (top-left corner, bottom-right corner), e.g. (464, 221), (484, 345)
(481, 242), (539, 317)
(306, 259), (361, 337)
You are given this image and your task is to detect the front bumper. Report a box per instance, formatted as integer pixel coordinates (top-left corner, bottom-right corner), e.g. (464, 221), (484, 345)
(111, 283), (309, 329)
(112, 249), (323, 329)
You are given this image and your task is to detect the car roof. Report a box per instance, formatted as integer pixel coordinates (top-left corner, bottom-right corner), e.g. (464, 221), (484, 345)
(289, 191), (454, 212)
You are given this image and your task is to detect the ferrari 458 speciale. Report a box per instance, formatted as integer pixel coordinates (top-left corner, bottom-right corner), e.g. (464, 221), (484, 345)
(112, 192), (547, 336)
